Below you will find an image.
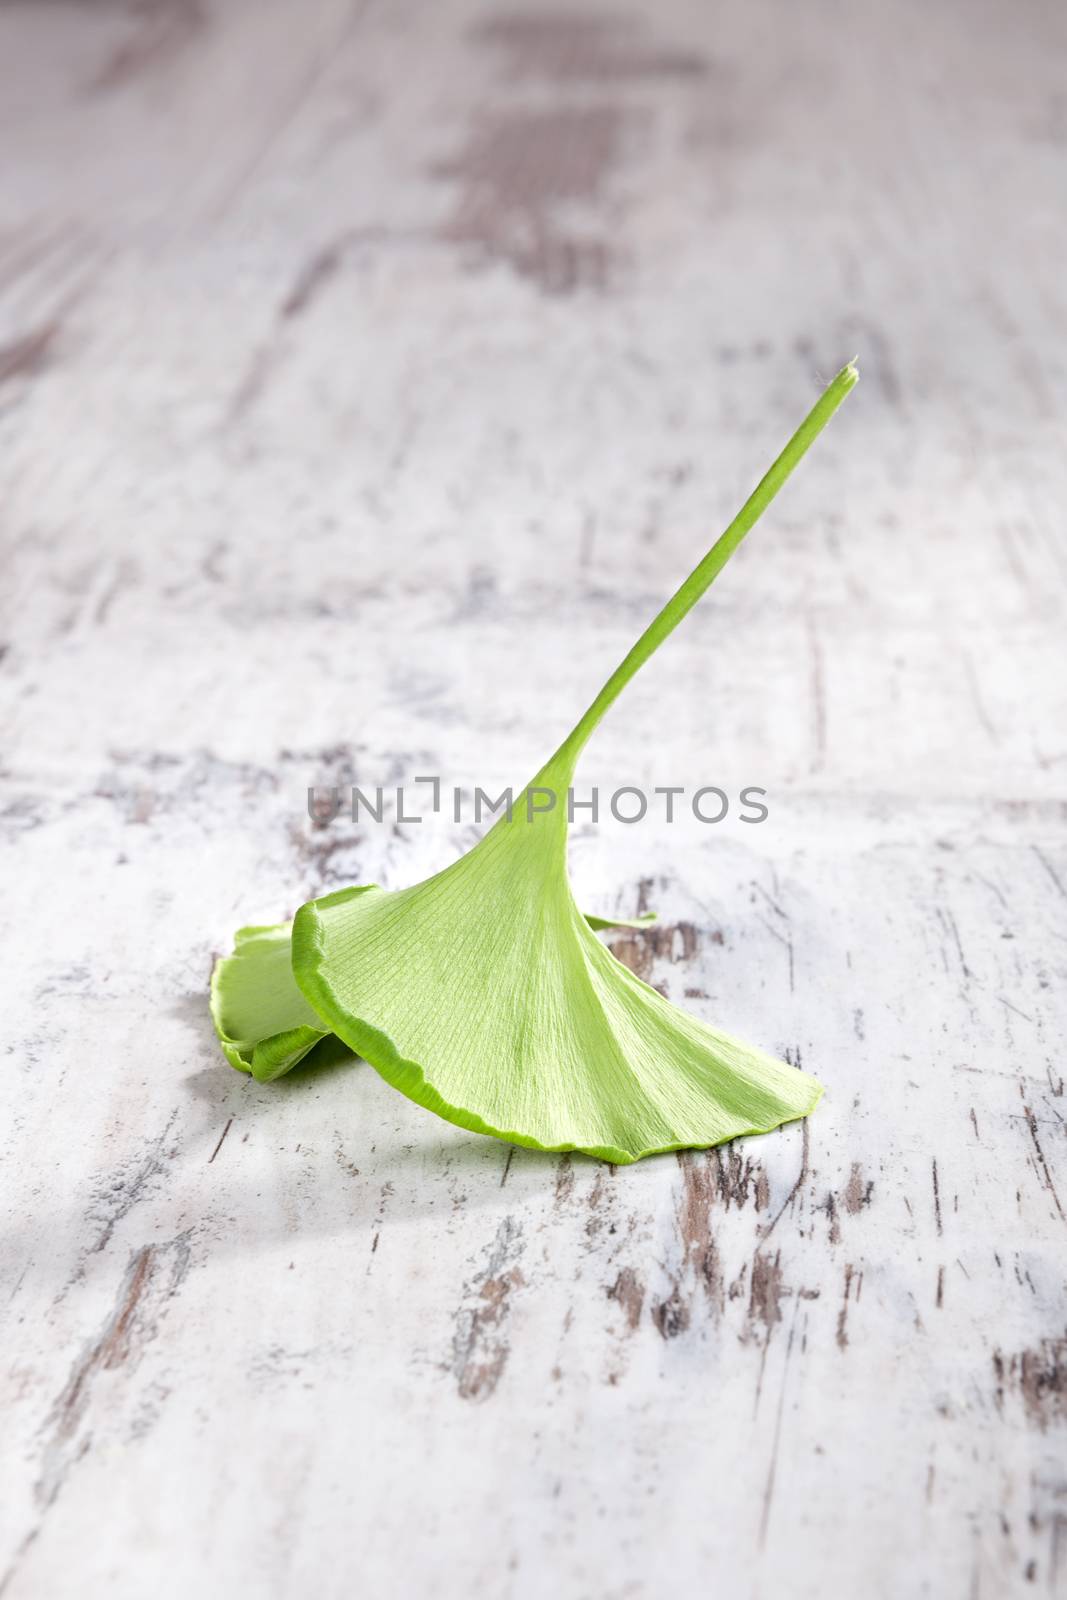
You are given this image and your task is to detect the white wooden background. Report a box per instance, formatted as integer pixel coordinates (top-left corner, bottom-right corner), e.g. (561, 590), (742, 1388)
(2, 0), (1066, 1594)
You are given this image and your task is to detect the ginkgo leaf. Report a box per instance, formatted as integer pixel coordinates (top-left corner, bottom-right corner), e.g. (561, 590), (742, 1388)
(292, 816), (819, 1163)
(277, 363), (857, 1161)
(212, 897), (659, 1082)
(210, 910), (365, 1082)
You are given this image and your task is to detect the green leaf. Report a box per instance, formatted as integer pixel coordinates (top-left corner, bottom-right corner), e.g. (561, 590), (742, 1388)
(209, 918), (339, 1082)
(282, 364), (857, 1161)
(292, 816), (821, 1164)
(211, 899), (660, 1082)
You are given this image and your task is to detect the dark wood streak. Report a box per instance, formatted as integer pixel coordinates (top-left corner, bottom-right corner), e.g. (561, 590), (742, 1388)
(432, 105), (625, 296)
(607, 921), (701, 983)
(208, 1116), (233, 1164)
(836, 1263), (856, 1350)
(0, 322), (61, 386)
(651, 1286), (690, 1340)
(675, 1150), (724, 1310)
(1023, 1105), (1066, 1223)
(606, 1267), (645, 1332)
(474, 13), (709, 83)
(451, 1217), (525, 1401)
(280, 240), (347, 321)
(35, 1236), (191, 1518)
(88, 0), (206, 93)
(749, 1250), (784, 1333)
(993, 1337), (1067, 1430)
(843, 1163), (873, 1214)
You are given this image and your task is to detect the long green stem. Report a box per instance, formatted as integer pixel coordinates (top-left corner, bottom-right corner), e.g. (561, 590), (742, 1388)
(546, 361), (858, 776)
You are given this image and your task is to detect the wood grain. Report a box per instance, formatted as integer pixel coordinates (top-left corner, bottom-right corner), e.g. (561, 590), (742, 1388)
(1, 0), (1065, 1594)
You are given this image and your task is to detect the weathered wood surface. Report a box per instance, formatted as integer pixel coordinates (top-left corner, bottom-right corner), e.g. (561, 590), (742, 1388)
(2, 0), (1066, 1594)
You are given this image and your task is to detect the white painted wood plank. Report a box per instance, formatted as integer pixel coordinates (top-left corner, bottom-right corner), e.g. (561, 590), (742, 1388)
(1, 0), (1065, 1596)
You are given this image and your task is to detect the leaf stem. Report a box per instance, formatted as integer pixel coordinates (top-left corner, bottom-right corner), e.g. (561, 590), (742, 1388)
(545, 361), (858, 777)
